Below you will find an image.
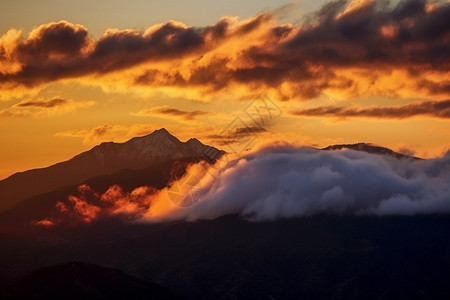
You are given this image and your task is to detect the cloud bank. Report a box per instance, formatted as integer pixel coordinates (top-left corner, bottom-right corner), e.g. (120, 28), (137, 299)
(0, 97), (94, 118)
(2, 0), (449, 103)
(35, 144), (450, 226)
(173, 146), (450, 220)
(133, 106), (210, 120)
(291, 99), (450, 119)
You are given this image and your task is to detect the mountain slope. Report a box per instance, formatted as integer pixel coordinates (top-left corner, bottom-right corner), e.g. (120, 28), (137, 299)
(0, 261), (181, 300)
(0, 158), (194, 234)
(0, 128), (223, 212)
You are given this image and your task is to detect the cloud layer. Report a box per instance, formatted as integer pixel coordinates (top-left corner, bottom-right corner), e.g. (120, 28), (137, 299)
(1, 0), (449, 102)
(34, 144), (450, 226)
(175, 146), (450, 220)
(291, 99), (450, 119)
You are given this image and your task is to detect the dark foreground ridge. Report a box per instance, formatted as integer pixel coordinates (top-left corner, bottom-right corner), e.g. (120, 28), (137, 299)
(1, 215), (449, 299)
(0, 261), (182, 300)
(0, 131), (448, 299)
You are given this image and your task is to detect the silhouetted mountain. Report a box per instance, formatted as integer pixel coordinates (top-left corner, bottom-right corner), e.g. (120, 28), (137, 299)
(322, 143), (421, 160)
(0, 261), (181, 300)
(0, 128), (224, 212)
(0, 132), (449, 299)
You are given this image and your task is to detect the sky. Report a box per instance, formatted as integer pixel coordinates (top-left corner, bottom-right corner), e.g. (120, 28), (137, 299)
(0, 0), (449, 180)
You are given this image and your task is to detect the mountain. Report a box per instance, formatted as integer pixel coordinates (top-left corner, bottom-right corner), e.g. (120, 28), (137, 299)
(322, 142), (420, 160)
(0, 261), (181, 299)
(0, 133), (449, 299)
(0, 128), (224, 212)
(0, 215), (449, 299)
(0, 158), (194, 234)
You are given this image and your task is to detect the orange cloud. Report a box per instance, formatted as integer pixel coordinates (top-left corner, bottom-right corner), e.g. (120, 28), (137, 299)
(100, 185), (157, 215)
(31, 160), (217, 226)
(30, 218), (56, 227)
(380, 25), (398, 38)
(52, 183), (153, 223)
(0, 1), (448, 104)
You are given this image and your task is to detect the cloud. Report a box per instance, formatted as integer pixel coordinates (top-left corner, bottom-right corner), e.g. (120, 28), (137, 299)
(397, 146), (416, 157)
(0, 109), (31, 118)
(206, 125), (267, 138)
(32, 172), (173, 225)
(0, 97), (94, 118)
(165, 145), (450, 220)
(1, 1), (449, 102)
(34, 144), (450, 226)
(291, 99), (450, 119)
(133, 106), (209, 120)
(55, 123), (206, 145)
(30, 217), (56, 227)
(205, 125), (268, 148)
(15, 98), (68, 108)
(0, 16), (267, 87)
(89, 124), (113, 139)
(55, 124), (122, 144)
(55, 123), (167, 145)
(48, 184), (158, 223)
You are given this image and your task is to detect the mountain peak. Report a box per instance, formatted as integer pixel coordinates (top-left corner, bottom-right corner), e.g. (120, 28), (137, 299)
(138, 127), (176, 140)
(153, 127), (170, 135)
(187, 137), (202, 145)
(0, 129), (223, 212)
(322, 142), (420, 160)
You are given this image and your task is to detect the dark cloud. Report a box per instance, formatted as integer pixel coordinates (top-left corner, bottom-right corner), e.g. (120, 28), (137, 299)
(0, 97), (93, 118)
(16, 21), (89, 63)
(87, 21), (206, 74)
(205, 125), (267, 147)
(418, 80), (450, 95)
(0, 16), (267, 87)
(205, 126), (267, 140)
(134, 0), (449, 99)
(135, 106), (209, 120)
(16, 98), (68, 108)
(134, 58), (232, 91)
(233, 125), (267, 135)
(285, 0), (449, 66)
(291, 99), (450, 119)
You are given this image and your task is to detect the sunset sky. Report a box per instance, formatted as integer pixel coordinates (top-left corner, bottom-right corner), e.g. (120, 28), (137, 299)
(1, 0), (449, 180)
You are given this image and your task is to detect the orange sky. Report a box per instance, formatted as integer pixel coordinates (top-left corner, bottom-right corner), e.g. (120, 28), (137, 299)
(0, 0), (449, 180)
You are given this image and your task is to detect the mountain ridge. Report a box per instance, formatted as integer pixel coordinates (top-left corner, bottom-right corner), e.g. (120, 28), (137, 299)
(0, 128), (223, 212)
(322, 142), (421, 160)
(0, 132), (421, 213)
(0, 261), (182, 299)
